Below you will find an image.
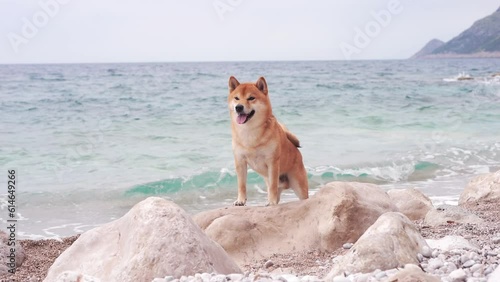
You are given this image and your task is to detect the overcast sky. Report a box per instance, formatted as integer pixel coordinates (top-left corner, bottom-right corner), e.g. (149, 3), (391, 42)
(0, 0), (498, 64)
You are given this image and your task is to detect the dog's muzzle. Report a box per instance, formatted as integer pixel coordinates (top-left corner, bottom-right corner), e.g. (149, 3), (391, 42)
(235, 105), (255, 124)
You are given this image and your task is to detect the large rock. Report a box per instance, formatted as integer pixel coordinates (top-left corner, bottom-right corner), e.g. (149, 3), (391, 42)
(424, 204), (484, 226)
(387, 188), (433, 220)
(194, 182), (398, 265)
(326, 212), (429, 278)
(459, 170), (500, 206)
(45, 197), (241, 282)
(0, 230), (26, 275)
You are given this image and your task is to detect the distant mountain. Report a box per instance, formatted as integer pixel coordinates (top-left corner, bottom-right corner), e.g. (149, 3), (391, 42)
(410, 39), (445, 59)
(412, 6), (500, 59)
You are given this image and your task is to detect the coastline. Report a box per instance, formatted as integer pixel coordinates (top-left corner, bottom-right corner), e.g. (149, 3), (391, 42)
(411, 51), (500, 59)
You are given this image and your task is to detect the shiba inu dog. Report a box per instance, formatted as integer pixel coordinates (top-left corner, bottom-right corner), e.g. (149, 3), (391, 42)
(227, 76), (309, 206)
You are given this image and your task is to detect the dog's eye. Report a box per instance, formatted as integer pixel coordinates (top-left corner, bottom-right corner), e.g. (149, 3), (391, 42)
(234, 97), (240, 100)
(247, 97), (255, 101)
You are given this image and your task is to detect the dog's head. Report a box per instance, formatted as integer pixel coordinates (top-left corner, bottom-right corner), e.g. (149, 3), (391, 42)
(227, 76), (271, 125)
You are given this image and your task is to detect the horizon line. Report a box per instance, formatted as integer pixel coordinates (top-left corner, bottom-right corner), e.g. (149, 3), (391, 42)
(3, 57), (496, 66)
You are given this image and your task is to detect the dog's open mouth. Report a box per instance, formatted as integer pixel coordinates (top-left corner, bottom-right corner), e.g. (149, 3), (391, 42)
(236, 110), (255, 124)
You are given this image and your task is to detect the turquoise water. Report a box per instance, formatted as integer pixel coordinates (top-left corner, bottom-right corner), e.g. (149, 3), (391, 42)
(0, 60), (499, 239)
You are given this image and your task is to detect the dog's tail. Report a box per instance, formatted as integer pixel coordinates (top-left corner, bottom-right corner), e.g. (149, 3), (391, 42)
(286, 131), (301, 148)
(279, 122), (301, 148)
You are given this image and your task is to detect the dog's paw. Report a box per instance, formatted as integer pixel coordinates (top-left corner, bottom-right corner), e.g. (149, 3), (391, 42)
(233, 200), (246, 206)
(265, 201), (278, 206)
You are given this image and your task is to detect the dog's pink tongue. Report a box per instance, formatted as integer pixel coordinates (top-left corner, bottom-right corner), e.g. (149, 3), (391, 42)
(237, 114), (247, 124)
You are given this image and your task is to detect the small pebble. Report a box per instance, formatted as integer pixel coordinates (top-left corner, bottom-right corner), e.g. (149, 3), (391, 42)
(342, 243), (354, 249)
(448, 268), (466, 281)
(428, 258), (444, 270)
(165, 276), (175, 282)
(200, 273), (212, 282)
(463, 260), (475, 268)
(468, 251), (479, 261)
(210, 275), (227, 282)
(445, 262), (457, 272)
(472, 272), (481, 278)
(492, 237), (500, 244)
(264, 260), (274, 268)
(470, 263), (483, 274)
(432, 249), (439, 258)
(417, 253), (424, 262)
(421, 245), (433, 258)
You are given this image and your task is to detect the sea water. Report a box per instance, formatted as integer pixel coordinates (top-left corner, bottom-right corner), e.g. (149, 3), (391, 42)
(0, 59), (499, 239)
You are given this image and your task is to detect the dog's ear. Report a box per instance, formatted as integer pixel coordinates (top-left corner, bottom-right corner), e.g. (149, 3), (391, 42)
(229, 76), (240, 92)
(256, 77), (268, 95)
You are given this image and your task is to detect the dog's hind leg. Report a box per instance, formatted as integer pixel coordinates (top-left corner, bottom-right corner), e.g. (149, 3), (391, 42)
(289, 165), (309, 200)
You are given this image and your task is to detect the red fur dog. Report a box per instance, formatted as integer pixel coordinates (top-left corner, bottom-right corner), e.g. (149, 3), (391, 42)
(227, 76), (308, 205)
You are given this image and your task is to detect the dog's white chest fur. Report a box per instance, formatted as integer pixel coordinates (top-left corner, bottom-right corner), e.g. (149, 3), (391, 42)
(234, 141), (277, 176)
(245, 150), (270, 176)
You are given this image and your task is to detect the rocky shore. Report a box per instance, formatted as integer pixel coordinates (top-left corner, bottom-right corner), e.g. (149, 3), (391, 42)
(1, 170), (499, 282)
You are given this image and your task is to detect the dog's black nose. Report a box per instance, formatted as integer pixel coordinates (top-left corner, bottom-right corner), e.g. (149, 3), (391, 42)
(235, 104), (244, 113)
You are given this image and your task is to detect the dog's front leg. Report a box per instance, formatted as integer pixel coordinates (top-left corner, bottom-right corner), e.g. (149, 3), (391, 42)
(266, 162), (280, 205)
(234, 156), (247, 206)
